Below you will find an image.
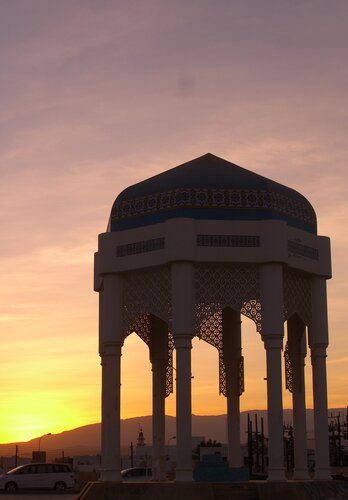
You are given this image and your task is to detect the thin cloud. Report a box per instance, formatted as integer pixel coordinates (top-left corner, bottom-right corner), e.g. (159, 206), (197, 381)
(1, 0), (347, 441)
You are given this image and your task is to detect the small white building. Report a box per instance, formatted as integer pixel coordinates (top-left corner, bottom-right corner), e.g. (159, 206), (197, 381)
(73, 455), (101, 472)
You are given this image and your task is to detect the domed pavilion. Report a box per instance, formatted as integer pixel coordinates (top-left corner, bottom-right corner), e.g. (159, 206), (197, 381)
(94, 153), (331, 482)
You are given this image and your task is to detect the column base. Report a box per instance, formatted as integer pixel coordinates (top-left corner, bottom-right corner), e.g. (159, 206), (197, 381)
(100, 469), (121, 482)
(152, 456), (166, 481)
(267, 468), (286, 481)
(314, 467), (331, 480)
(175, 469), (193, 482)
(293, 468), (309, 480)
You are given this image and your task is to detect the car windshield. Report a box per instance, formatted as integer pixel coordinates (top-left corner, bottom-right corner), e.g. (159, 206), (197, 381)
(7, 466), (25, 475)
(121, 468), (152, 476)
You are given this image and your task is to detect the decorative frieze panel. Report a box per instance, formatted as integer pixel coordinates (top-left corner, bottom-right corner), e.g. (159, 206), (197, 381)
(116, 237), (165, 257)
(197, 234), (260, 248)
(288, 240), (319, 260)
(111, 187), (316, 232)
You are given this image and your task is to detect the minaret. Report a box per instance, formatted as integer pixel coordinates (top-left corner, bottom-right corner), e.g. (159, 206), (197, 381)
(136, 427), (145, 448)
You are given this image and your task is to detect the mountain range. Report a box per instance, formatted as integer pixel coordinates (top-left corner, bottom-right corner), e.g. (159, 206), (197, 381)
(1, 409), (346, 459)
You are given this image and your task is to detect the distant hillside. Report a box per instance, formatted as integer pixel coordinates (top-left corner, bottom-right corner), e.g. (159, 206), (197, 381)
(1, 409), (346, 459)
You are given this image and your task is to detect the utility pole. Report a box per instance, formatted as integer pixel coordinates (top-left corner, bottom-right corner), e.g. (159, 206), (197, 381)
(329, 412), (343, 466)
(283, 423), (294, 474)
(130, 441), (134, 468)
(261, 417), (265, 473)
(255, 414), (260, 472)
(247, 413), (253, 477)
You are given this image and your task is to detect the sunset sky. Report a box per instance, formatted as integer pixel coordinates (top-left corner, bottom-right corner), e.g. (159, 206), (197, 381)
(1, 0), (347, 444)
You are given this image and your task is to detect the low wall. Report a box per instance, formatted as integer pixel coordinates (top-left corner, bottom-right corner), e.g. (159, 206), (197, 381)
(78, 480), (348, 500)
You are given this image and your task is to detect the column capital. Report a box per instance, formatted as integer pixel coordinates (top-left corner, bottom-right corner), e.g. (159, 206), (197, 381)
(288, 339), (307, 358)
(263, 334), (283, 350)
(310, 344), (328, 360)
(100, 340), (123, 357)
(151, 357), (168, 371)
(174, 334), (193, 349)
(288, 345), (307, 359)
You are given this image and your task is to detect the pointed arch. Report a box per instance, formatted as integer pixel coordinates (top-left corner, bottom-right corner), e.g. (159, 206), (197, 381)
(283, 268), (311, 327)
(195, 263), (262, 336)
(123, 311), (174, 398)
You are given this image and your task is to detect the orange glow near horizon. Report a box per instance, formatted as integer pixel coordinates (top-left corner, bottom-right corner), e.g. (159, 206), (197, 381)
(0, 314), (345, 444)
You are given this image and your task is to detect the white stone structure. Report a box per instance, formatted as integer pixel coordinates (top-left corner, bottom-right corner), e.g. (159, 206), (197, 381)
(94, 154), (332, 482)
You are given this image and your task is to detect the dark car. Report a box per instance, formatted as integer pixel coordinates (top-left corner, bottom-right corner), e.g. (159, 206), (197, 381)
(331, 474), (348, 485)
(121, 467), (152, 481)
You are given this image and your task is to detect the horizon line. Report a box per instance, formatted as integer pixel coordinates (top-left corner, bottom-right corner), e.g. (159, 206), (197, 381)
(1, 407), (347, 445)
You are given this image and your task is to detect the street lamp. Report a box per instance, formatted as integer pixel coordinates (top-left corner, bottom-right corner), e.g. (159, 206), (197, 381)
(38, 433), (51, 451)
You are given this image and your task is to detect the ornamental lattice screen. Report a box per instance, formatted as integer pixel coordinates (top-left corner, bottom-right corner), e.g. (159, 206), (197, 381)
(283, 268), (311, 394)
(283, 268), (311, 326)
(122, 265), (174, 397)
(195, 263), (262, 395)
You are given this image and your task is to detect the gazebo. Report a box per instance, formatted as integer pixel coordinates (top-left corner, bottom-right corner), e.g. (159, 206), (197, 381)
(94, 153), (331, 482)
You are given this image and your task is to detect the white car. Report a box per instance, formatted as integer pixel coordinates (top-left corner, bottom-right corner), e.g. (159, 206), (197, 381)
(0, 463), (75, 493)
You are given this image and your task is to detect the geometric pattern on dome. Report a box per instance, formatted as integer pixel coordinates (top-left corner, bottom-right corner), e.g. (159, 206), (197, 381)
(195, 263), (261, 395)
(111, 186), (316, 233)
(123, 266), (173, 397)
(283, 269), (311, 327)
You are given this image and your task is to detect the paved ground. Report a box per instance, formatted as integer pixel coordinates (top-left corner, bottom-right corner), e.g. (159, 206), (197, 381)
(78, 480), (348, 500)
(0, 493), (78, 499)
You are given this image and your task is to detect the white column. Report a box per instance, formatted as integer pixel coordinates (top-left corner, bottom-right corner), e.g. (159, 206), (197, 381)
(287, 316), (308, 479)
(150, 317), (168, 481)
(175, 335), (193, 481)
(223, 308), (243, 468)
(311, 346), (330, 479)
(309, 277), (330, 480)
(99, 273), (123, 482)
(152, 360), (166, 480)
(260, 263), (285, 481)
(172, 261), (194, 481)
(101, 343), (122, 481)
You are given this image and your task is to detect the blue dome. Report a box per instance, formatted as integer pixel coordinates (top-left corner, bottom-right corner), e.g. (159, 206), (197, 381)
(109, 153), (317, 234)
